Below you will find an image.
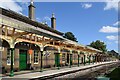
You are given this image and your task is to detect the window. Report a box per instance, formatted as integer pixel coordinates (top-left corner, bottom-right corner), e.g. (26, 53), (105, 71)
(44, 51), (51, 56)
(34, 50), (39, 64)
(62, 53), (65, 61)
(7, 49), (14, 65)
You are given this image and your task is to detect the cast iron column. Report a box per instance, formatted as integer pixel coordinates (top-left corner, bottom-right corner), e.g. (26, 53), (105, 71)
(40, 51), (43, 72)
(89, 55), (90, 65)
(84, 55), (86, 65)
(70, 54), (72, 68)
(57, 53), (60, 70)
(10, 48), (14, 77)
(78, 54), (80, 67)
(92, 55), (94, 64)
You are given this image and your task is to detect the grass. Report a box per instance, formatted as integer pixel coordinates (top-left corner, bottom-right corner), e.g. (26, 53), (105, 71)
(106, 67), (120, 80)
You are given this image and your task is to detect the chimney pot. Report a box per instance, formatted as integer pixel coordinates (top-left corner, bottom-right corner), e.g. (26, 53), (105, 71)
(51, 13), (56, 30)
(28, 0), (35, 20)
(31, 0), (34, 5)
(52, 13), (55, 18)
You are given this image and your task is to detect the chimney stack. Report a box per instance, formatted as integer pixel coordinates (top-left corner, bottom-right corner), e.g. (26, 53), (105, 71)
(51, 13), (56, 30)
(28, 0), (35, 20)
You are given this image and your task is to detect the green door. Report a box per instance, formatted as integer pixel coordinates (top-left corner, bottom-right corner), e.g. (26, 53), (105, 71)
(19, 50), (27, 70)
(55, 53), (60, 67)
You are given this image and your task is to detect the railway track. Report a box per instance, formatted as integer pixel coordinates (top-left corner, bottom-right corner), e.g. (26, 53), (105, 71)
(77, 62), (120, 79)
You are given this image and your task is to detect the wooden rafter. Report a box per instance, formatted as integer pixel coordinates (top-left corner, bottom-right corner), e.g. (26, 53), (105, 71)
(14, 32), (29, 38)
(29, 33), (32, 41)
(0, 27), (99, 53)
(42, 36), (44, 41)
(12, 28), (15, 36)
(0, 25), (3, 35)
(5, 26), (8, 36)
(0, 25), (3, 28)
(35, 35), (38, 42)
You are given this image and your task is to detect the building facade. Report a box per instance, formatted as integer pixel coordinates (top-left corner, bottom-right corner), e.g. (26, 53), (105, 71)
(0, 1), (111, 76)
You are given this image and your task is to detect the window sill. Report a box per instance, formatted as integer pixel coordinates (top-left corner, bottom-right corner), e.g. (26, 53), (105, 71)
(34, 63), (39, 64)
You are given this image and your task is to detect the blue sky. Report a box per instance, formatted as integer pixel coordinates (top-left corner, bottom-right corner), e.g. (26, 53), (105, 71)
(0, 1), (119, 52)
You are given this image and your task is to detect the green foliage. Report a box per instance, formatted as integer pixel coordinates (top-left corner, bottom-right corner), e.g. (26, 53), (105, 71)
(63, 32), (78, 42)
(117, 55), (120, 59)
(106, 67), (120, 80)
(88, 40), (107, 53)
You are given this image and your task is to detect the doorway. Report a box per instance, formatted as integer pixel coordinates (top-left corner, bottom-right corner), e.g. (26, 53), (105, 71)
(54, 53), (60, 67)
(67, 54), (69, 64)
(19, 50), (27, 70)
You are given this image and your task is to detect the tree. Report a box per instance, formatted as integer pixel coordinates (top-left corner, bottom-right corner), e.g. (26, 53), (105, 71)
(63, 32), (78, 42)
(88, 40), (107, 53)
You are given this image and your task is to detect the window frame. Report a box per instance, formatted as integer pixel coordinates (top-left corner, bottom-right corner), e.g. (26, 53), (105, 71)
(34, 50), (39, 64)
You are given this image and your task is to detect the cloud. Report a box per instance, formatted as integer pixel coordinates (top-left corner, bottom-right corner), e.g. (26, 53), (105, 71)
(39, 16), (51, 26)
(106, 35), (118, 40)
(106, 35), (120, 44)
(43, 16), (51, 21)
(113, 21), (120, 26)
(104, 0), (120, 11)
(0, 0), (23, 14)
(36, 17), (41, 22)
(82, 3), (92, 9)
(115, 40), (118, 43)
(115, 40), (120, 44)
(106, 41), (112, 44)
(99, 26), (119, 33)
(36, 16), (51, 24)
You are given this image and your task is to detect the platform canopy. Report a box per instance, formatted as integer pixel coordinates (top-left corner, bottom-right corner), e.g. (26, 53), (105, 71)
(0, 7), (102, 53)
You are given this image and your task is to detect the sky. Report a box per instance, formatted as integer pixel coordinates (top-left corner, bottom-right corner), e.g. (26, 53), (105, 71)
(0, 0), (119, 53)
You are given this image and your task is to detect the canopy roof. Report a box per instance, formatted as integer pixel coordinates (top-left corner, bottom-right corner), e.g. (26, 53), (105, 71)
(0, 7), (102, 53)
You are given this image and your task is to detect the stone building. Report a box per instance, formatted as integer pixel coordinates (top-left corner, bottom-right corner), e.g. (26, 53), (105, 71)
(0, 1), (107, 76)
